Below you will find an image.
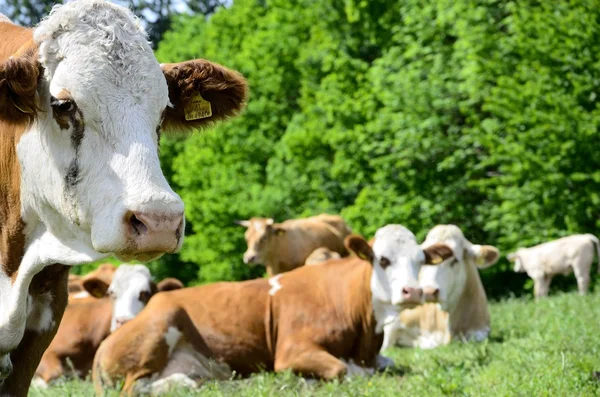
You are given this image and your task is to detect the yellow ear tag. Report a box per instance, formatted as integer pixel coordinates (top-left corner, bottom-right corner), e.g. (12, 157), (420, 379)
(476, 257), (485, 266)
(184, 93), (212, 121)
(431, 257), (443, 264)
(358, 252), (368, 261)
(13, 101), (33, 114)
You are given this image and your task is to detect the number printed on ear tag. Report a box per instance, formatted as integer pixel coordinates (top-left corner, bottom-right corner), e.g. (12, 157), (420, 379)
(184, 92), (212, 121)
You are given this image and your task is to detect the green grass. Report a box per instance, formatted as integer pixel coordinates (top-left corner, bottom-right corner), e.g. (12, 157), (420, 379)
(31, 290), (600, 396)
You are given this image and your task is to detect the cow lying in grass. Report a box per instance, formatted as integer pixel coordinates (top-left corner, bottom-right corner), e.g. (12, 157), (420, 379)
(92, 225), (453, 394)
(382, 225), (499, 350)
(34, 265), (183, 386)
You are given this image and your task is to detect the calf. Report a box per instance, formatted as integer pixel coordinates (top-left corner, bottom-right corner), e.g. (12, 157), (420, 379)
(67, 263), (117, 299)
(236, 214), (352, 276)
(508, 234), (600, 298)
(34, 265), (183, 386)
(0, 0), (246, 391)
(304, 247), (341, 265)
(382, 225), (499, 350)
(92, 225), (453, 394)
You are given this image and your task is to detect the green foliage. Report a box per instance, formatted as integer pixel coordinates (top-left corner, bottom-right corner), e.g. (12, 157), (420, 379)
(149, 0), (600, 293)
(30, 290), (600, 395)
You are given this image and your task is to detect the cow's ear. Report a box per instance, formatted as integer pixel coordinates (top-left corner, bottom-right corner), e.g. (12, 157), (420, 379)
(82, 277), (110, 298)
(156, 278), (184, 292)
(469, 245), (500, 269)
(423, 243), (454, 265)
(161, 59), (248, 133)
(345, 235), (374, 263)
(235, 220), (251, 227)
(0, 45), (41, 124)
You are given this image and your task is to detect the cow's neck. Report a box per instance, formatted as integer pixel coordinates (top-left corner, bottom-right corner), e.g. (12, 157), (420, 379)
(448, 263), (490, 337)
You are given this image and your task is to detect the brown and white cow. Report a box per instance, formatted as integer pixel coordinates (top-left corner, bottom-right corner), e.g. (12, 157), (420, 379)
(304, 247), (341, 266)
(382, 225), (499, 350)
(508, 234), (600, 298)
(34, 265), (183, 387)
(0, 0), (247, 393)
(67, 263), (118, 300)
(92, 225), (453, 394)
(236, 214), (352, 276)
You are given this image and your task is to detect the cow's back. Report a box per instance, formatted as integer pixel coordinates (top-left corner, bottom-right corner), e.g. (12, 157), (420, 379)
(0, 20), (32, 62)
(525, 235), (595, 273)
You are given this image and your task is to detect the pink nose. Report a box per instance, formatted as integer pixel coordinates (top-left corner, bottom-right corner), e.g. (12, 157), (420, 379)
(126, 211), (184, 253)
(402, 287), (423, 304)
(114, 317), (130, 329)
(423, 287), (440, 302)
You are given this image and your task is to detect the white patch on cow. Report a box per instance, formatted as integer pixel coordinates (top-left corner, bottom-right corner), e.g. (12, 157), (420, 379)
(26, 292), (55, 333)
(71, 291), (90, 299)
(109, 265), (153, 332)
(30, 376), (49, 389)
(341, 359), (375, 378)
(149, 373), (198, 395)
(0, 14), (12, 23)
(416, 330), (449, 350)
(253, 221), (264, 233)
(165, 327), (182, 356)
(268, 274), (283, 296)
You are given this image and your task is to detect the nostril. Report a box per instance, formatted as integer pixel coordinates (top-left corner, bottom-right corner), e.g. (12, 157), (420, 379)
(402, 288), (410, 296)
(175, 220), (183, 240)
(129, 213), (148, 236)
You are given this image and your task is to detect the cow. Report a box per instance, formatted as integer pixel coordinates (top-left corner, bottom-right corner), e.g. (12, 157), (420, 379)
(34, 264), (183, 387)
(0, 0), (247, 393)
(381, 225), (499, 350)
(304, 247), (341, 266)
(508, 234), (600, 298)
(67, 263), (117, 299)
(236, 214), (352, 276)
(92, 225), (454, 394)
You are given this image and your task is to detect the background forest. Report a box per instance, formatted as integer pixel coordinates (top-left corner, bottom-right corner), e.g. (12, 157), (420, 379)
(5, 0), (599, 297)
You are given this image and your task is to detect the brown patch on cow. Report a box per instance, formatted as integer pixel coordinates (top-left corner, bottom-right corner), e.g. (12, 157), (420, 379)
(161, 59), (248, 133)
(0, 23), (39, 278)
(3, 264), (69, 396)
(423, 243), (454, 265)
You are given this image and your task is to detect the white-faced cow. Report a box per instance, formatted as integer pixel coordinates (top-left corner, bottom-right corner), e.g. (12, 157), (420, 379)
(382, 225), (499, 350)
(92, 225), (453, 394)
(34, 265), (183, 387)
(0, 0), (247, 393)
(236, 214), (352, 276)
(508, 234), (600, 298)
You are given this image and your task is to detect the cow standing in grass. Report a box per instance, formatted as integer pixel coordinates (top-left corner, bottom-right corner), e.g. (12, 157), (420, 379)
(508, 234), (600, 298)
(236, 214), (352, 276)
(92, 225), (454, 394)
(382, 225), (499, 350)
(0, 0), (247, 393)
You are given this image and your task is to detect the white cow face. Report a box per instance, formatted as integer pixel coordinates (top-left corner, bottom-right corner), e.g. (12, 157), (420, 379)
(1, 0), (247, 264)
(419, 225), (499, 311)
(82, 264), (183, 332)
(346, 225), (453, 307)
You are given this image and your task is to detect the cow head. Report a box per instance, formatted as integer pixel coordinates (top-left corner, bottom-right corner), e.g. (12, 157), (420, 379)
(507, 251), (525, 272)
(82, 264), (183, 332)
(236, 218), (285, 265)
(0, 0), (248, 266)
(418, 225), (499, 311)
(345, 225), (453, 308)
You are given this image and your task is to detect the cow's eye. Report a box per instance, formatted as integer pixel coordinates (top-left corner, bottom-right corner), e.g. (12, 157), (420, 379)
(139, 290), (151, 302)
(379, 257), (391, 269)
(450, 259), (459, 267)
(51, 96), (76, 114)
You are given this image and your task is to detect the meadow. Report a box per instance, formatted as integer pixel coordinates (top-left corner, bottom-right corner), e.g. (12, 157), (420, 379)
(32, 289), (600, 396)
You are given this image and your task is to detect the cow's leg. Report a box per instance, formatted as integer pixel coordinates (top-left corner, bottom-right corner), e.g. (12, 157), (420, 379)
(533, 275), (551, 299)
(573, 263), (591, 295)
(0, 265), (68, 396)
(275, 344), (347, 380)
(381, 319), (400, 351)
(34, 352), (64, 385)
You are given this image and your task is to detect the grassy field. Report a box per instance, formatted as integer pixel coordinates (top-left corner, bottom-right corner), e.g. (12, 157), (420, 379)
(31, 290), (600, 396)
